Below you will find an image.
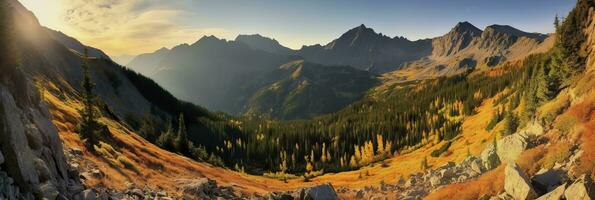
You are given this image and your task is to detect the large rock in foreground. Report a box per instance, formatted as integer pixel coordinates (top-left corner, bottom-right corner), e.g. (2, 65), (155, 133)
(497, 133), (530, 163)
(301, 184), (339, 200)
(564, 175), (594, 200)
(505, 163), (537, 200)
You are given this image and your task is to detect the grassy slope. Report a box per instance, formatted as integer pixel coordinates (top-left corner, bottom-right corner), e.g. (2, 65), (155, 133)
(38, 78), (296, 195)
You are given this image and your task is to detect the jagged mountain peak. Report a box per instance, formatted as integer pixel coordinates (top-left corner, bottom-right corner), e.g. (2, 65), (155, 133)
(344, 24), (378, 37)
(431, 22), (482, 57)
(325, 24), (388, 50)
(450, 21), (483, 35)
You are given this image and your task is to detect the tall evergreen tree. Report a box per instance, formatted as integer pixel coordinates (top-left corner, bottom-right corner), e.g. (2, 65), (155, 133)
(535, 65), (552, 103)
(175, 114), (189, 154)
(77, 49), (104, 149)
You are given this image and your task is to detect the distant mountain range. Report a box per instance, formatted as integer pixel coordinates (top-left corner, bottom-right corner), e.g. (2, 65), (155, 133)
(126, 22), (552, 119)
(383, 22), (552, 83)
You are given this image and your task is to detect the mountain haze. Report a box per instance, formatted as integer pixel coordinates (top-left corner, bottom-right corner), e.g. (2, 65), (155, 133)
(127, 34), (379, 118)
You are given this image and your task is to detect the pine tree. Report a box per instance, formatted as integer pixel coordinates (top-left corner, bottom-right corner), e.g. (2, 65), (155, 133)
(174, 114), (189, 154)
(500, 112), (518, 136)
(554, 14), (560, 31)
(157, 120), (175, 150)
(535, 65), (552, 103)
(77, 49), (104, 149)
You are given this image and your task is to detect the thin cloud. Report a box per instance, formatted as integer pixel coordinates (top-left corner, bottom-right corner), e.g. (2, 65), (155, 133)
(55, 0), (231, 56)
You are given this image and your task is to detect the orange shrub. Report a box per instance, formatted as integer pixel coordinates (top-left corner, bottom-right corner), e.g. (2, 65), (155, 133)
(516, 145), (546, 177)
(424, 165), (505, 200)
(578, 121), (595, 180)
(562, 93), (595, 179)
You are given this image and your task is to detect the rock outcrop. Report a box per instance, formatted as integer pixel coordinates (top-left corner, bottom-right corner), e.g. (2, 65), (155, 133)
(497, 133), (530, 163)
(504, 163), (537, 200)
(481, 143), (501, 170)
(0, 79), (83, 200)
(564, 175), (594, 200)
(264, 183), (339, 200)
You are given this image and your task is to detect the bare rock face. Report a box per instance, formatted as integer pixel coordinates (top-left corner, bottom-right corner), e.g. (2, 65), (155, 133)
(505, 163), (537, 200)
(0, 86), (40, 193)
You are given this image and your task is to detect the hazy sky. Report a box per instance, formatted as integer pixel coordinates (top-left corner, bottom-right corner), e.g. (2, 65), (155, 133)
(19, 0), (574, 57)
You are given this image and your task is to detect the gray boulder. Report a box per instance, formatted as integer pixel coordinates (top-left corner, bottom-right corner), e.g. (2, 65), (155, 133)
(504, 163), (537, 200)
(303, 183), (339, 200)
(82, 189), (96, 200)
(536, 184), (566, 200)
(481, 143), (501, 170)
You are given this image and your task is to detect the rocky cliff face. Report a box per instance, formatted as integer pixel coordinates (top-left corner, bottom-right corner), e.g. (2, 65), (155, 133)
(0, 76), (83, 199)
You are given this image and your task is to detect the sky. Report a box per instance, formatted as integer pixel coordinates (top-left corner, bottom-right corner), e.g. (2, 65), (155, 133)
(19, 0), (575, 58)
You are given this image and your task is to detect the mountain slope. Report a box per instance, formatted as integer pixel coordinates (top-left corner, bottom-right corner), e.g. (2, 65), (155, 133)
(244, 60), (378, 119)
(44, 28), (111, 59)
(126, 47), (169, 76)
